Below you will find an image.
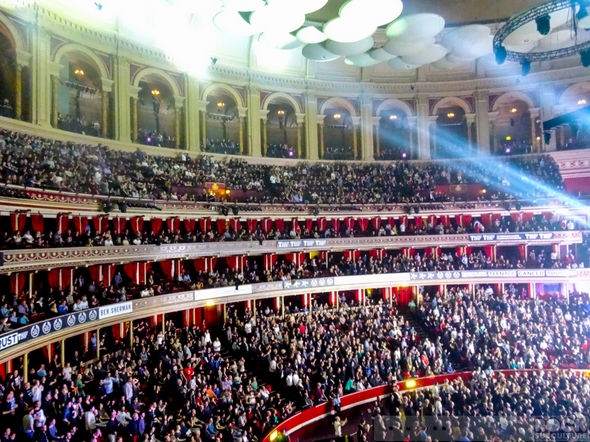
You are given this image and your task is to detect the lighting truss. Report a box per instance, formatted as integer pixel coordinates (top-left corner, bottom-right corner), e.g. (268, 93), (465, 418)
(493, 0), (590, 63)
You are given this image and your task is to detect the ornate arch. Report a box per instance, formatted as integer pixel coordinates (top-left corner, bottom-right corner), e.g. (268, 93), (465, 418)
(559, 81), (590, 103)
(53, 43), (110, 81)
(320, 97), (357, 116)
(132, 67), (182, 97)
(0, 11), (25, 53)
(375, 98), (413, 117)
(201, 83), (243, 108)
(431, 96), (472, 116)
(491, 91), (536, 111)
(261, 92), (302, 114)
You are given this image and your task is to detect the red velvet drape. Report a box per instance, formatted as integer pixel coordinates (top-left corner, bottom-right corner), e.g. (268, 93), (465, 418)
(124, 263), (138, 284)
(229, 219), (240, 232)
(344, 250), (361, 261)
(73, 216), (88, 234)
(484, 246), (494, 258)
(396, 287), (414, 307)
(89, 265), (101, 284)
(194, 258), (206, 272)
(48, 270), (60, 289)
(331, 218), (340, 231)
(522, 212), (534, 222)
(217, 219), (227, 233)
(317, 218), (327, 231)
(57, 214), (70, 233)
(439, 215), (450, 227)
(167, 218), (179, 233)
(113, 218), (126, 235)
(247, 219), (258, 232)
(10, 212), (27, 233)
(131, 217), (144, 235)
(93, 216), (109, 234)
(358, 218), (369, 231)
(160, 260), (174, 279)
(261, 219), (271, 233)
(184, 219), (196, 234)
(306, 218), (313, 231)
(371, 217), (381, 230)
(414, 217), (423, 229)
(199, 218), (211, 232)
(344, 218), (355, 230)
(10, 273), (26, 294)
(31, 214), (44, 233)
(226, 256), (245, 271)
(275, 219), (285, 232)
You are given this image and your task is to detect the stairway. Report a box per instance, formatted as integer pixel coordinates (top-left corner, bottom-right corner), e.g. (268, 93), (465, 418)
(406, 312), (430, 341)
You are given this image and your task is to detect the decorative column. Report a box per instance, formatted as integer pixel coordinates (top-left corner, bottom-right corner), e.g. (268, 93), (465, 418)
(317, 114), (326, 159)
(488, 112), (499, 154)
(130, 86), (141, 144)
(305, 93), (319, 160)
(173, 96), (185, 149)
(475, 89), (490, 155)
(371, 116), (380, 160)
(100, 78), (113, 139)
(50, 74), (59, 128)
(30, 28), (51, 127)
(113, 55), (132, 143)
(238, 107), (248, 155)
(260, 109), (269, 157)
(247, 86), (262, 157)
(408, 116), (417, 159)
(416, 95), (431, 160)
(185, 75), (201, 152)
(529, 107), (540, 152)
(466, 113), (475, 150)
(428, 116), (438, 158)
(15, 64), (23, 120)
(295, 113), (306, 158)
(360, 94), (374, 161)
(351, 116), (361, 160)
(539, 86), (556, 151)
(199, 100), (208, 150)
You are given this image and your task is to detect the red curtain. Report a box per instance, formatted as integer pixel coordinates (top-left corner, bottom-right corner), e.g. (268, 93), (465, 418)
(371, 217), (381, 230)
(439, 215), (450, 227)
(124, 263), (138, 283)
(131, 217), (144, 235)
(522, 212), (534, 222)
(317, 218), (327, 231)
(62, 269), (74, 289)
(10, 273), (26, 294)
(463, 215), (473, 226)
(217, 219), (227, 233)
(484, 246), (494, 258)
(184, 219), (196, 233)
(226, 256), (245, 271)
(264, 254), (278, 270)
(229, 219), (240, 232)
(398, 216), (407, 227)
(261, 219), (271, 233)
(199, 218), (211, 232)
(465, 246), (472, 255)
(542, 212), (553, 220)
(167, 218), (179, 232)
(56, 214), (70, 234)
(113, 218), (126, 235)
(48, 270), (60, 289)
(89, 265), (101, 284)
(396, 287), (414, 307)
(344, 218), (354, 230)
(93, 216), (109, 234)
(31, 214), (44, 233)
(292, 218), (299, 231)
(369, 250), (383, 259)
(331, 218), (340, 232)
(10, 212), (27, 233)
(194, 258), (206, 272)
(358, 218), (369, 231)
(510, 213), (521, 223)
(306, 218), (313, 231)
(73, 216), (88, 234)
(519, 245), (526, 259)
(414, 217), (423, 229)
(344, 250), (361, 261)
(275, 219), (285, 232)
(247, 219), (258, 232)
(160, 260), (174, 279)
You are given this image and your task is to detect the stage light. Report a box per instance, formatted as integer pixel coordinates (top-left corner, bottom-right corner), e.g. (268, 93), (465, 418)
(402, 153), (407, 158)
(269, 431), (278, 442)
(506, 136), (512, 141)
(536, 136), (541, 140)
(225, 189), (231, 195)
(494, 45), (507, 65)
(536, 14), (551, 35)
(74, 69), (84, 76)
(205, 300), (215, 307)
(278, 110), (285, 115)
(217, 102), (225, 108)
(521, 60), (531, 77)
(510, 108), (517, 113)
(506, 148), (511, 153)
(405, 379), (417, 389)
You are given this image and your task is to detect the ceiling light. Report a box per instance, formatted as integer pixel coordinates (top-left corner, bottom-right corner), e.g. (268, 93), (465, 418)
(578, 99), (587, 105)
(447, 112), (455, 118)
(326, 37), (374, 56)
(278, 110), (285, 115)
(339, 0), (403, 27)
(296, 26), (328, 44)
(334, 114), (341, 119)
(217, 102), (225, 108)
(536, 136), (541, 140)
(494, 45), (507, 64)
(323, 17), (376, 43)
(249, 5), (305, 34)
(506, 136), (512, 141)
(390, 115), (398, 120)
(152, 89), (160, 96)
(386, 13), (445, 40)
(510, 108), (517, 113)
(213, 9), (260, 36)
(74, 69), (84, 76)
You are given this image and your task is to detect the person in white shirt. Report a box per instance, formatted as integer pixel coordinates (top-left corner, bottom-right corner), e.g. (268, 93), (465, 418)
(333, 417), (347, 436)
(85, 407), (97, 430)
(79, 296), (89, 310)
(204, 330), (212, 345)
(213, 338), (221, 353)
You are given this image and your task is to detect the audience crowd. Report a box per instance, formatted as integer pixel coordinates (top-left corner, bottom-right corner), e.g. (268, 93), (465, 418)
(137, 129), (175, 149)
(265, 144), (295, 159)
(0, 99), (13, 118)
(202, 139), (241, 156)
(57, 115), (102, 138)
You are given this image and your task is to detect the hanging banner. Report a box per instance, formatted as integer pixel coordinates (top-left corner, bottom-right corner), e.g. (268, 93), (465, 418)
(278, 239), (328, 249)
(469, 233), (555, 242)
(98, 301), (133, 319)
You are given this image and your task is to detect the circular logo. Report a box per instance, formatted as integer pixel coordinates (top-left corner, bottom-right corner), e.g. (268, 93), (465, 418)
(42, 322), (51, 335)
(437, 272), (444, 279)
(53, 318), (63, 331)
(89, 310), (97, 321)
(453, 272), (460, 278)
(311, 280), (318, 287)
(445, 272), (452, 279)
(31, 325), (40, 338)
(327, 278), (334, 285)
(78, 312), (87, 323)
(319, 279), (326, 286)
(67, 315), (76, 327)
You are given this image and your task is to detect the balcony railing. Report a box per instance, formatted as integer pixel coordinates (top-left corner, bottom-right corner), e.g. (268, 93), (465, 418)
(0, 231), (582, 274)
